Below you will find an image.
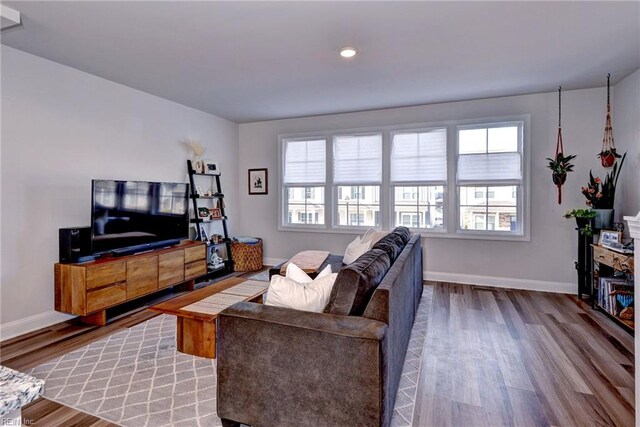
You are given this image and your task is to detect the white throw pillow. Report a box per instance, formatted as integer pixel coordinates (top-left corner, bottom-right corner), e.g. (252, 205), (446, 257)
(265, 270), (338, 313)
(362, 228), (387, 246)
(285, 262), (332, 283)
(343, 236), (371, 264)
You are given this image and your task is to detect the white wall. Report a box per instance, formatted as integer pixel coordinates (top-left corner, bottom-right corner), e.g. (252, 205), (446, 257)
(237, 86), (626, 292)
(613, 69), (640, 222)
(0, 46), (239, 338)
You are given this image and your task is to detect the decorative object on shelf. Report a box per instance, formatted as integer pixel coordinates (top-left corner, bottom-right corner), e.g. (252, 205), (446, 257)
(197, 207), (210, 218)
(248, 168), (268, 195)
(195, 185), (205, 197)
(183, 139), (206, 173)
(598, 74), (621, 168)
(203, 160), (220, 175)
(599, 230), (622, 247)
(209, 208), (222, 219)
(581, 152), (626, 229)
(200, 225), (208, 242)
(547, 86), (576, 204)
(564, 208), (596, 236)
(210, 249), (225, 269)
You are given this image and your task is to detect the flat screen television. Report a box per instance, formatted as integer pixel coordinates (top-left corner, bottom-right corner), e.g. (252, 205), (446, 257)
(91, 179), (190, 255)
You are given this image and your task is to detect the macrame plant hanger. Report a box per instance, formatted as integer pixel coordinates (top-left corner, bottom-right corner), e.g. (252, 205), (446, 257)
(553, 86), (565, 204)
(599, 73), (617, 168)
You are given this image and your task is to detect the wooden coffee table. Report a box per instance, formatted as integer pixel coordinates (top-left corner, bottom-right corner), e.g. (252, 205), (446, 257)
(150, 277), (268, 359)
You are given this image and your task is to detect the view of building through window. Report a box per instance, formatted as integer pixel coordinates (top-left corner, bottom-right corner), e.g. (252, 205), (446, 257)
(287, 186), (325, 225)
(393, 186), (444, 229)
(459, 186), (517, 231)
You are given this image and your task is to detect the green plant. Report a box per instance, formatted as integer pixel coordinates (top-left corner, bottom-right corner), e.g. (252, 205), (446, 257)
(564, 209), (596, 236)
(546, 152), (577, 176)
(579, 224), (594, 237)
(581, 152), (626, 208)
(563, 209), (597, 219)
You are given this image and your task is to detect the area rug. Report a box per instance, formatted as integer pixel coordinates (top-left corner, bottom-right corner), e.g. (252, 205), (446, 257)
(29, 286), (433, 426)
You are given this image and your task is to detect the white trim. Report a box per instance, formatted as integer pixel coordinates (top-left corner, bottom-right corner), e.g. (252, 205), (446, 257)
(424, 271), (576, 294)
(0, 5), (21, 30)
(0, 310), (76, 342)
(624, 212), (640, 239)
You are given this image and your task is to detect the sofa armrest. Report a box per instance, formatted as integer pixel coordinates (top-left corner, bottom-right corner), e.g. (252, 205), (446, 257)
(217, 302), (389, 427)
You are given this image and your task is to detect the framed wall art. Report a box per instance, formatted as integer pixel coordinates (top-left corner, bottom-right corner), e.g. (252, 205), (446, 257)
(248, 168), (268, 195)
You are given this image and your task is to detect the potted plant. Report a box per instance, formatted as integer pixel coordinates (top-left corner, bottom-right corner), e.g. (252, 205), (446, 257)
(597, 148), (621, 168)
(581, 152), (626, 229)
(546, 152), (576, 204)
(547, 152), (576, 185)
(564, 208), (596, 236)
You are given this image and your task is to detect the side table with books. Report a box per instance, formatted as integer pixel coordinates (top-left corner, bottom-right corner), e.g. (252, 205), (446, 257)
(591, 244), (635, 333)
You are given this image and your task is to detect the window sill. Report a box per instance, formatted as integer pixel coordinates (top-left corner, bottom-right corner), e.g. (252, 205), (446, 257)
(278, 225), (529, 241)
(418, 230), (530, 242)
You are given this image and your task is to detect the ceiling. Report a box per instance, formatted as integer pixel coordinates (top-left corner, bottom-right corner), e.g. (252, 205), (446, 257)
(2, 1), (639, 123)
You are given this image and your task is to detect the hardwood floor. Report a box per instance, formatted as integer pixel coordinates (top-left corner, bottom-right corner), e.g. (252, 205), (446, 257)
(414, 282), (635, 427)
(1, 279), (634, 426)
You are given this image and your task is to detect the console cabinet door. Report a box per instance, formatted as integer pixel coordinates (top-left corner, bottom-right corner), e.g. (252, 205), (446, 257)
(127, 256), (158, 299)
(86, 262), (126, 290)
(184, 245), (206, 263)
(159, 250), (185, 289)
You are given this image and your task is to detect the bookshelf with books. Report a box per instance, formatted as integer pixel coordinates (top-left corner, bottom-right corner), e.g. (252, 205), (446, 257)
(592, 244), (634, 333)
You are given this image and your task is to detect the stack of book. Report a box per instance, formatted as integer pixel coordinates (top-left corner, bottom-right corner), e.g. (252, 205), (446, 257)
(598, 276), (633, 316)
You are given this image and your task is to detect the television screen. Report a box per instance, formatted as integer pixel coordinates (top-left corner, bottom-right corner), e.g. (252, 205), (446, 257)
(91, 180), (189, 255)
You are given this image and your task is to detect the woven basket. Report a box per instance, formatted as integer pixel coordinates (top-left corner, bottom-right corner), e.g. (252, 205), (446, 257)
(231, 238), (263, 272)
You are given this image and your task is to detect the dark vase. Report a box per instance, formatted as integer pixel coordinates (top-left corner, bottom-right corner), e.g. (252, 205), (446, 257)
(594, 208), (614, 230)
(575, 217), (592, 229)
(552, 173), (566, 185)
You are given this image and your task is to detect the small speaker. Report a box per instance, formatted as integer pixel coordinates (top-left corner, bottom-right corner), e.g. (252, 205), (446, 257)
(59, 226), (92, 263)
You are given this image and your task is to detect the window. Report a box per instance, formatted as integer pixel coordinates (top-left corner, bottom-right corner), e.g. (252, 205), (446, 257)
(279, 116), (528, 240)
(283, 138), (326, 226)
(391, 129), (447, 229)
(334, 134), (382, 227)
(457, 122), (523, 235)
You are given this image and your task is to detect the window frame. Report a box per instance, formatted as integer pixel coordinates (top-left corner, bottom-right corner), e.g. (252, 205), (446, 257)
(278, 115), (530, 241)
(332, 131), (383, 231)
(389, 126), (449, 233)
(280, 137), (328, 230)
(454, 119), (528, 240)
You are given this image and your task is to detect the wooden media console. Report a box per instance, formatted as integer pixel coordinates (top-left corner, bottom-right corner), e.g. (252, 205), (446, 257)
(55, 241), (207, 325)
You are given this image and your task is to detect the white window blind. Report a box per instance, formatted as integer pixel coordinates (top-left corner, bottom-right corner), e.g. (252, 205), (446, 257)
(333, 134), (382, 184)
(456, 124), (522, 184)
(283, 139), (326, 184)
(391, 129), (447, 182)
(457, 152), (522, 182)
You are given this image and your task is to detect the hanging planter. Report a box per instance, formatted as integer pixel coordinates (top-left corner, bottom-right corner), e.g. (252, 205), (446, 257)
(598, 73), (621, 168)
(546, 86), (576, 204)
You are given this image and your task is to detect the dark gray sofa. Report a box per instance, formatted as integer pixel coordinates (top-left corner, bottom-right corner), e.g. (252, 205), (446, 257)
(216, 227), (423, 427)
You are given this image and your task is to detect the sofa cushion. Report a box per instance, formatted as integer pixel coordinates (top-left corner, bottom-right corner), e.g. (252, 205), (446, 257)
(265, 266), (338, 313)
(391, 226), (412, 244)
(324, 248), (391, 316)
(371, 233), (404, 264)
(343, 236), (372, 264)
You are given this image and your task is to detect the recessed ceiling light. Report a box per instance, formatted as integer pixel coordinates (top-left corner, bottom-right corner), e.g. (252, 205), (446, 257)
(339, 47), (358, 58)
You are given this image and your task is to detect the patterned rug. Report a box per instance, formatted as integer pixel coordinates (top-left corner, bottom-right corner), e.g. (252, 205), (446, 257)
(29, 286), (433, 426)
